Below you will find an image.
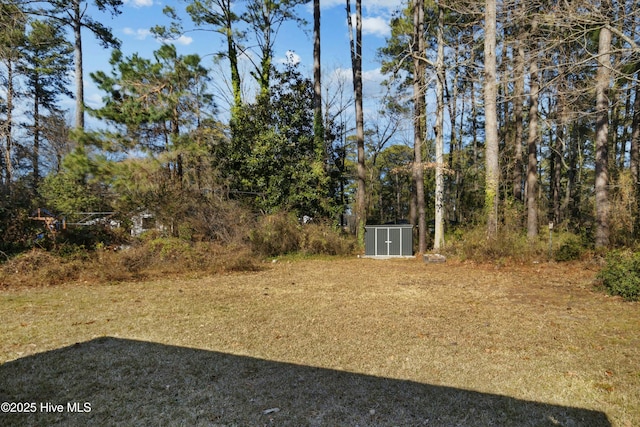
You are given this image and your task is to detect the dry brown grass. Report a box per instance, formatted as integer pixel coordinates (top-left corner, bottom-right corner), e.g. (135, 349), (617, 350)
(0, 243), (261, 287)
(0, 257), (638, 426)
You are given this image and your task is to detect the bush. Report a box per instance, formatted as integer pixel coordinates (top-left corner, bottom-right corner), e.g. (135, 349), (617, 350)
(250, 213), (355, 257)
(300, 222), (356, 255)
(443, 226), (547, 263)
(250, 213), (303, 256)
(0, 249), (83, 286)
(597, 250), (640, 301)
(554, 234), (584, 262)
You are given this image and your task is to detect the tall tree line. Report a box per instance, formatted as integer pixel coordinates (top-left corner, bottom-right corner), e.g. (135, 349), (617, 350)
(3, 0), (640, 253)
(379, 0), (640, 249)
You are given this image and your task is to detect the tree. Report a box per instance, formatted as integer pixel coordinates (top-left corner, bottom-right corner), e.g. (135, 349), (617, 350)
(313, 0), (323, 167)
(526, 16), (539, 240)
(21, 19), (73, 189)
(412, 0), (427, 254)
(347, 0), (366, 247)
(322, 66), (355, 227)
(154, 0), (243, 115)
(81, 45), (230, 233)
(0, 1), (27, 190)
(242, 0), (309, 96)
(230, 60), (331, 216)
(370, 144), (414, 224)
(484, 0), (499, 238)
(433, 2), (445, 250)
(34, 0), (123, 130)
(594, 0), (612, 247)
(90, 45), (212, 157)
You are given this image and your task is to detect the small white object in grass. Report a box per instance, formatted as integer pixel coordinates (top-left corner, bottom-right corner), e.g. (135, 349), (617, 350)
(263, 407), (280, 415)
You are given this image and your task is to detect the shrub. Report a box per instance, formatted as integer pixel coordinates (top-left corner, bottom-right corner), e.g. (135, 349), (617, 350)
(443, 225), (547, 263)
(250, 213), (356, 257)
(0, 249), (82, 286)
(597, 250), (640, 301)
(300, 222), (356, 256)
(553, 234), (584, 262)
(250, 213), (303, 256)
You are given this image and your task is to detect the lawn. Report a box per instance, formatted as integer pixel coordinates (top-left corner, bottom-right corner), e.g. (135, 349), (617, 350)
(0, 257), (638, 426)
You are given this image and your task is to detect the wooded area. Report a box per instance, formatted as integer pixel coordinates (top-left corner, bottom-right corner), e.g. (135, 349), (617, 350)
(1, 0), (640, 258)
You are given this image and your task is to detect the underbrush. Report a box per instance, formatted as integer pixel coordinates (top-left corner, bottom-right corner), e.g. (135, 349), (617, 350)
(0, 241), (261, 287)
(0, 213), (355, 287)
(250, 213), (356, 257)
(596, 250), (640, 301)
(443, 226), (590, 264)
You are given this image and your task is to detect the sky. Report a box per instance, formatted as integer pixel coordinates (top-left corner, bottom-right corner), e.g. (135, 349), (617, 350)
(77, 0), (406, 124)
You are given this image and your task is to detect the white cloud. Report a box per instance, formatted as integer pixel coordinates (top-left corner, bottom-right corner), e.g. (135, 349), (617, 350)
(86, 92), (105, 110)
(277, 50), (302, 65)
(172, 35), (193, 46)
(361, 16), (390, 37)
(328, 67), (387, 99)
(123, 0), (153, 7)
(123, 27), (151, 40)
(363, 67), (384, 85)
(123, 28), (193, 46)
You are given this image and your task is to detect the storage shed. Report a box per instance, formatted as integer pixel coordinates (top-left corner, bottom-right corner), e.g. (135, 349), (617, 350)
(364, 224), (413, 257)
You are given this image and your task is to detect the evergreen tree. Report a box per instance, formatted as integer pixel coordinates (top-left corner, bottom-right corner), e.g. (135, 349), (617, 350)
(21, 19), (73, 189)
(0, 1), (27, 190)
(30, 0), (123, 129)
(230, 60), (331, 217)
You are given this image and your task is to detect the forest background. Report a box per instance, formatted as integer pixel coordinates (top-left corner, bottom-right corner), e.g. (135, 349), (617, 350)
(1, 0), (640, 298)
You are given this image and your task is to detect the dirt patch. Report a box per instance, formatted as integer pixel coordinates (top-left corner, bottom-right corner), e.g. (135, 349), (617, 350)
(1, 258), (638, 426)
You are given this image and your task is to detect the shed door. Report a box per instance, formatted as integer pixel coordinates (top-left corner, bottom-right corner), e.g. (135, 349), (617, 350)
(388, 227), (401, 255)
(376, 227), (389, 256)
(375, 227), (402, 256)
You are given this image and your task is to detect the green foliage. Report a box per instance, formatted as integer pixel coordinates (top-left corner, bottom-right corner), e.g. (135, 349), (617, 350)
(38, 148), (110, 214)
(597, 251), (640, 301)
(40, 0), (123, 50)
(89, 45), (212, 154)
(553, 234), (584, 262)
(22, 19), (73, 104)
(230, 61), (332, 217)
(0, 186), (39, 254)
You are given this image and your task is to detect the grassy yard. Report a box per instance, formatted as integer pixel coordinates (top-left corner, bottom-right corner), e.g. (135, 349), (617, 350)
(0, 257), (638, 426)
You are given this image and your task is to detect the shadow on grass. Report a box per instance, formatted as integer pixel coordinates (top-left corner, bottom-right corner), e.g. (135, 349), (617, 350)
(0, 337), (609, 426)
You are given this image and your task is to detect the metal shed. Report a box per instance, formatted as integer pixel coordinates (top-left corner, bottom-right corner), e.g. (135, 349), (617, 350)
(364, 224), (413, 257)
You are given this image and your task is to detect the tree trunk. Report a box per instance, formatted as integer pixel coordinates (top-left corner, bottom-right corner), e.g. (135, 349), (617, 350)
(631, 73), (640, 236)
(484, 0), (499, 238)
(412, 0), (427, 254)
(313, 0), (324, 165)
(513, 33), (525, 203)
(526, 18), (539, 240)
(225, 0), (241, 112)
(4, 61), (14, 188)
(594, 0), (612, 248)
(347, 0), (366, 247)
(73, 0), (84, 130)
(552, 90), (565, 225)
(433, 4), (445, 250)
(33, 86), (41, 189)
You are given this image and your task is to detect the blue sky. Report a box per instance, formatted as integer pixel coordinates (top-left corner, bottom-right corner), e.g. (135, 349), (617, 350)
(78, 0), (405, 124)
